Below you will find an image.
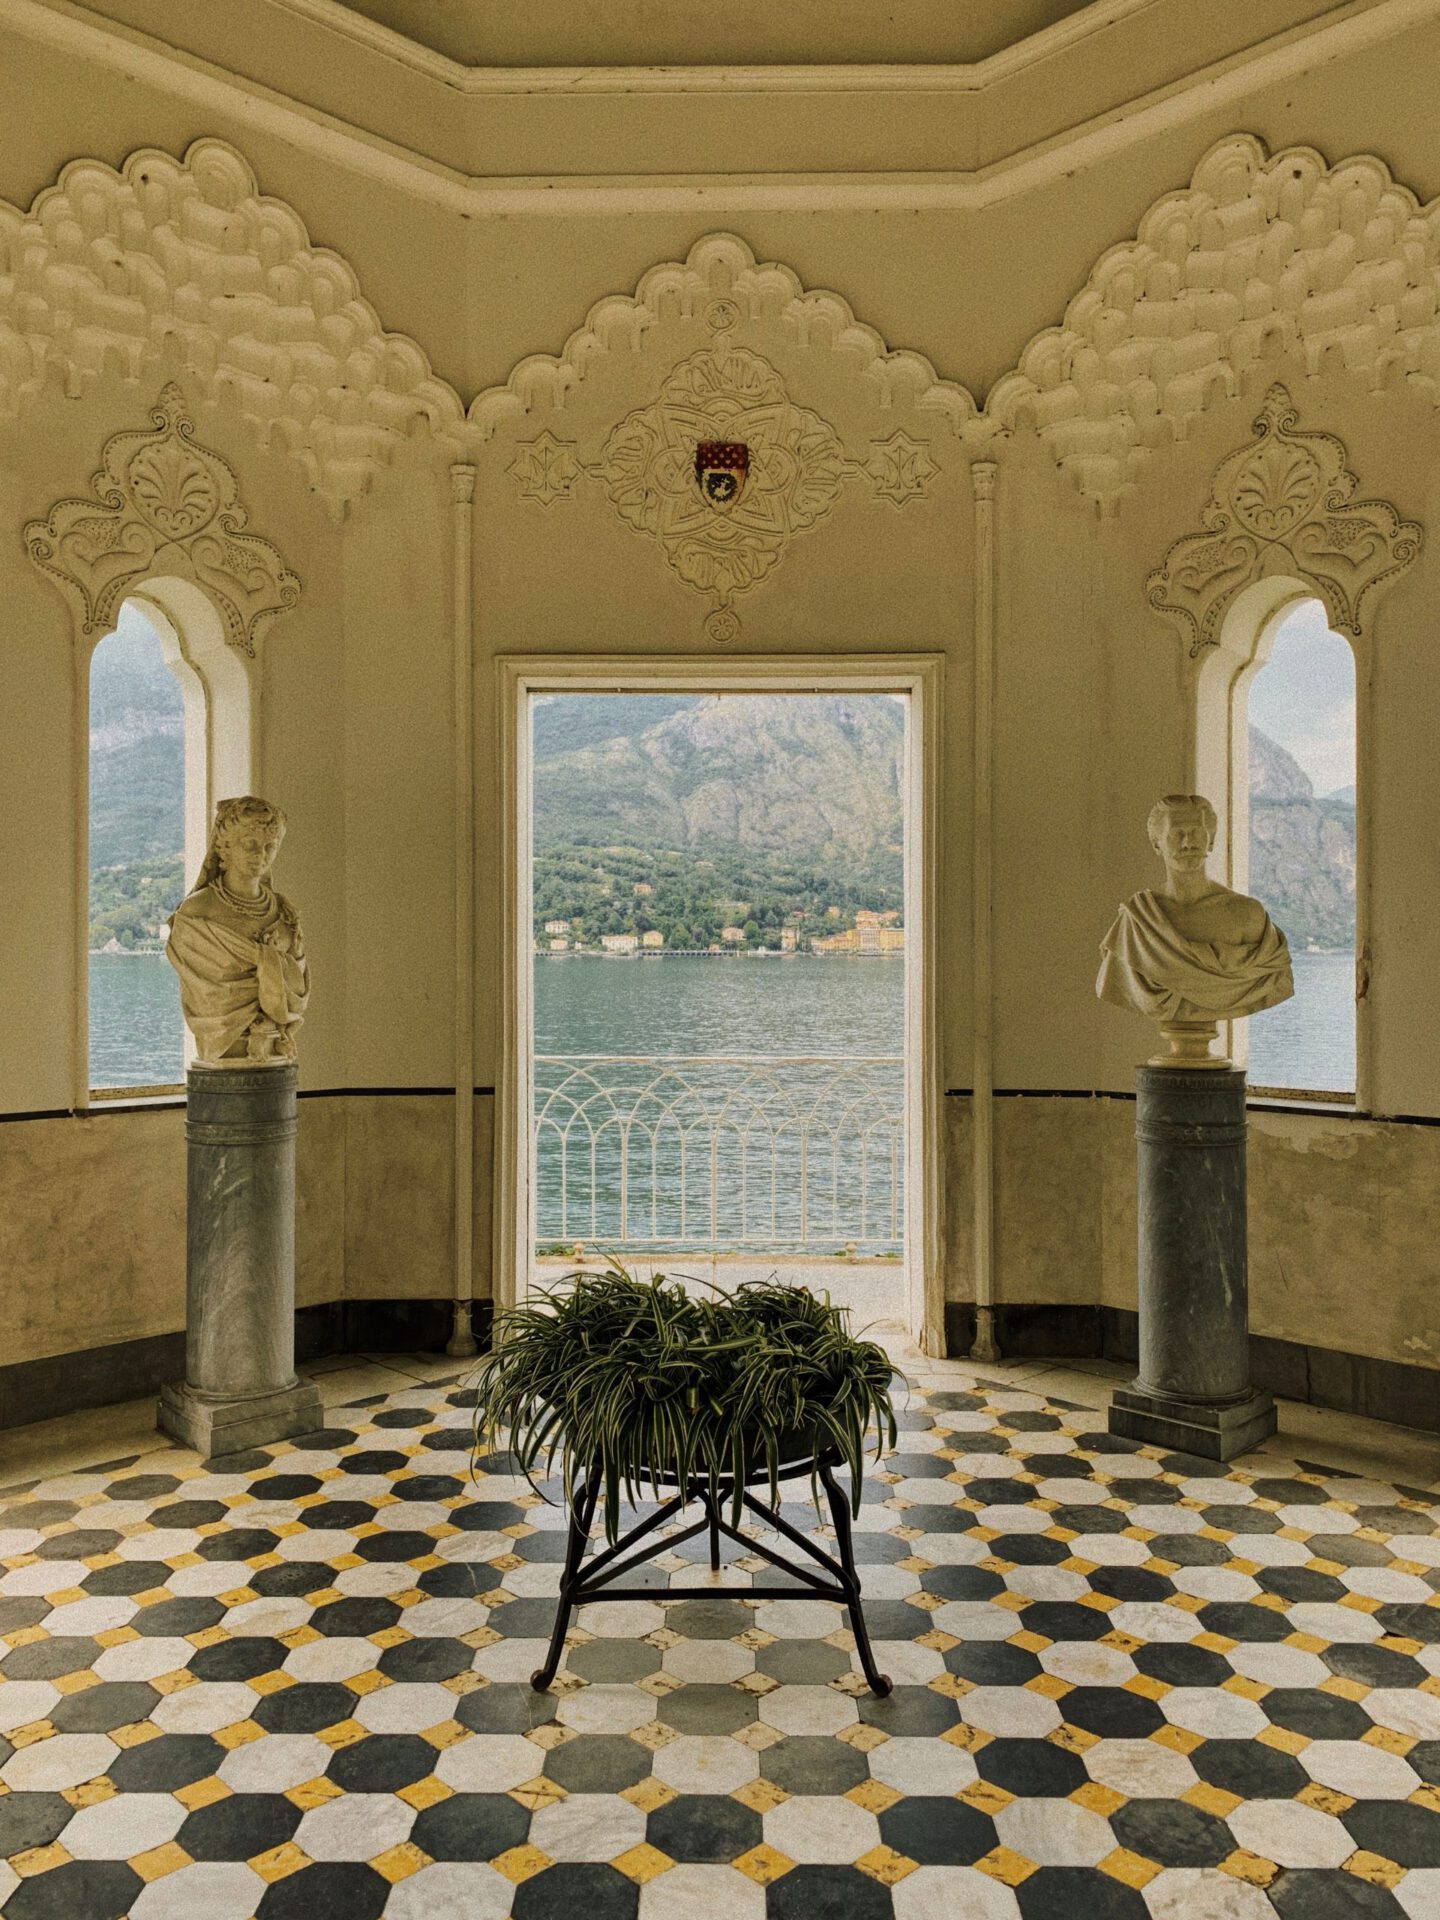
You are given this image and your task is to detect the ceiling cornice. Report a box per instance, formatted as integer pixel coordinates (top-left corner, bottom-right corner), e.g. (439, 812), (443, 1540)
(260, 0), (1163, 93)
(4, 0), (1439, 216)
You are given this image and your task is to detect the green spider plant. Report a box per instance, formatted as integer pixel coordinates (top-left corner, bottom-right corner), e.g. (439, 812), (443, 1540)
(470, 1265), (897, 1544)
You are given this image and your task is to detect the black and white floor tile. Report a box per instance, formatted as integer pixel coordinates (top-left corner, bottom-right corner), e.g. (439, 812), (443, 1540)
(1, 1368), (1439, 1918)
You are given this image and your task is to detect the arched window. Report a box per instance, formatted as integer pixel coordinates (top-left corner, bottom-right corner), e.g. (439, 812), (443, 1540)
(88, 602), (188, 1094)
(1244, 603), (1356, 1100)
(1195, 583), (1359, 1104)
(85, 581), (253, 1101)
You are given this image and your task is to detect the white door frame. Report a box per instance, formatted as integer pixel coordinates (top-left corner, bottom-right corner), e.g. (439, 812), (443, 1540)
(495, 652), (946, 1356)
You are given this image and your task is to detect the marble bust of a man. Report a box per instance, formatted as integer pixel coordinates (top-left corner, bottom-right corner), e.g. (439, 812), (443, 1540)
(166, 796), (309, 1067)
(1097, 794), (1293, 1065)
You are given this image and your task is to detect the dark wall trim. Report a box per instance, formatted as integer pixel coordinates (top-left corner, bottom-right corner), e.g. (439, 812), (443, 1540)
(295, 1297), (495, 1359)
(942, 1302), (1440, 1437)
(943, 1088), (1440, 1126)
(0, 1298), (495, 1433)
(295, 1086), (497, 1100)
(7, 1284), (1434, 1439)
(0, 1330), (188, 1434)
(945, 1089), (1137, 1101)
(0, 1087), (502, 1122)
(6, 1090), (1435, 1124)
(295, 1087), (496, 1099)
(297, 1086), (454, 1101)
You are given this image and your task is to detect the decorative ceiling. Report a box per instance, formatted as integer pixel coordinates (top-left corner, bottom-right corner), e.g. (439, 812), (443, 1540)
(326, 0), (1104, 69)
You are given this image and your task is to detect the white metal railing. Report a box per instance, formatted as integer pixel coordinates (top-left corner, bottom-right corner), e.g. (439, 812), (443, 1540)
(533, 1054), (904, 1254)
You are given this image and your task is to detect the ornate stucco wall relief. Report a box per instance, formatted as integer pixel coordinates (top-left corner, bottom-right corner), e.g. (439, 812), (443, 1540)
(0, 139), (464, 516)
(985, 136), (1440, 514)
(1146, 383), (1422, 655)
(472, 235), (974, 640)
(24, 385), (302, 654)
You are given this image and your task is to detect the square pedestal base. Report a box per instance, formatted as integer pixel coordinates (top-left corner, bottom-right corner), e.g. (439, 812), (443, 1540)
(1108, 1384), (1276, 1461)
(158, 1378), (325, 1459)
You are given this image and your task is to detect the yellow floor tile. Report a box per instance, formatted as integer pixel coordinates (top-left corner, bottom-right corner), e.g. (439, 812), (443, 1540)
(856, 1844), (918, 1885)
(732, 1844), (796, 1886)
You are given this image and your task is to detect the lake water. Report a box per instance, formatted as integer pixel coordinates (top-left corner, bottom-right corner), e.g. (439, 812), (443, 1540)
(1245, 949), (1355, 1096)
(88, 946), (1355, 1097)
(533, 955), (908, 1254)
(534, 952), (904, 1056)
(90, 954), (185, 1089)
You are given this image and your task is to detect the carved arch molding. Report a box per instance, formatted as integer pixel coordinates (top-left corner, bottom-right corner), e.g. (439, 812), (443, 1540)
(1146, 383), (1421, 655)
(0, 138), (463, 517)
(472, 236), (972, 641)
(24, 384), (301, 654)
(3, 131), (1440, 525)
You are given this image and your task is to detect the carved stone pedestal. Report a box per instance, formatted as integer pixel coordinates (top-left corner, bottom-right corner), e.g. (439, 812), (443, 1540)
(1108, 1066), (1276, 1462)
(159, 1064), (322, 1458)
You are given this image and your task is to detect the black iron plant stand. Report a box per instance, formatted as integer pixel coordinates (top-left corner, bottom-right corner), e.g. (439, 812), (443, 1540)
(530, 1452), (893, 1697)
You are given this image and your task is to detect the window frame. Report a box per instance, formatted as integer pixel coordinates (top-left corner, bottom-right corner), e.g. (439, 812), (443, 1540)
(81, 578), (254, 1108)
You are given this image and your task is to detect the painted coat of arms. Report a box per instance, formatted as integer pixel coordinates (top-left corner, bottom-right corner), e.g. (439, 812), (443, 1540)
(694, 440), (749, 506)
(600, 345), (846, 630)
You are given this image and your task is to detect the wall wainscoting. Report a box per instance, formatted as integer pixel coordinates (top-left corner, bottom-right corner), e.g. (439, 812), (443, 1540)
(0, 1298), (495, 1437)
(942, 1303), (1440, 1438)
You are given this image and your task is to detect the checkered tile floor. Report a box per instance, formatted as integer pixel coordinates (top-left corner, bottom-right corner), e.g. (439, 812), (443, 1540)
(1, 1372), (1439, 1918)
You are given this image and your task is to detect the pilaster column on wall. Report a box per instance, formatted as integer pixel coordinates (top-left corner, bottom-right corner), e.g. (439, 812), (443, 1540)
(449, 462), (479, 1358)
(969, 460), (1000, 1363)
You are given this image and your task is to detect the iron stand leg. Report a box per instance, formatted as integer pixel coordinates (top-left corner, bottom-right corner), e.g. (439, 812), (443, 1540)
(530, 1473), (599, 1692)
(703, 1486), (722, 1571)
(820, 1458), (892, 1697)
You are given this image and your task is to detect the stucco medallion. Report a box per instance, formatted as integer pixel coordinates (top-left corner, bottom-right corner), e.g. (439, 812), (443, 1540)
(597, 343), (847, 628)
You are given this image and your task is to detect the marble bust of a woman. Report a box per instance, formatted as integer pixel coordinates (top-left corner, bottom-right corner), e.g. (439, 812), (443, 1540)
(166, 796), (310, 1067)
(1097, 793), (1293, 1066)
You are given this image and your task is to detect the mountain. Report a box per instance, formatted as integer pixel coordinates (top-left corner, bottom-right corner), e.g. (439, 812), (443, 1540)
(533, 693), (699, 760)
(533, 694), (906, 944)
(1248, 726), (1355, 949)
(535, 694), (904, 865)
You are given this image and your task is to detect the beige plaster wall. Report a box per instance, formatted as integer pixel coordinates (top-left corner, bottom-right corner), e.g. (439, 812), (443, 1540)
(0, 11), (1438, 1391)
(0, 1103), (344, 1370)
(1246, 1110), (1440, 1371)
(954, 1096), (1440, 1382)
(338, 454), (456, 1092)
(0, 477), (75, 1117)
(339, 1093), (493, 1304)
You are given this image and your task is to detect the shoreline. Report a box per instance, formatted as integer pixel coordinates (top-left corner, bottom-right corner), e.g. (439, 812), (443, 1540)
(534, 948), (906, 959)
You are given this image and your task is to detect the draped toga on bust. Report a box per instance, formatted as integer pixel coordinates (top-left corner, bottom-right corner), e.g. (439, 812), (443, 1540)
(166, 890), (310, 1065)
(1096, 889), (1294, 1025)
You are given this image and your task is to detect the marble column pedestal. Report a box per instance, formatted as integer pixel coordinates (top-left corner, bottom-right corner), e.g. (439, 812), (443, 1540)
(159, 1064), (322, 1458)
(1108, 1066), (1276, 1461)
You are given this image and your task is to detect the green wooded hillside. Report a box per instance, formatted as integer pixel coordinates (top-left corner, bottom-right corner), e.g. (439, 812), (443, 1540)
(532, 694), (906, 946)
(89, 612), (186, 951)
